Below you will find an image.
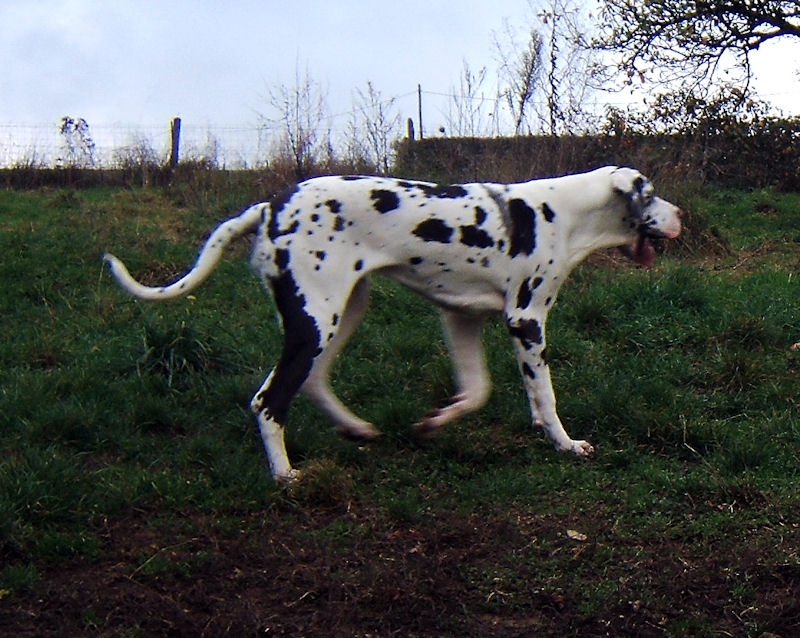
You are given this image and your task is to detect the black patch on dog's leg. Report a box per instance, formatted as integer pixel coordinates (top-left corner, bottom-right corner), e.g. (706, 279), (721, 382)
(516, 278), (533, 310)
(275, 248), (290, 270)
(413, 218), (454, 243)
(508, 198), (537, 257)
(507, 318), (544, 351)
(256, 270), (322, 424)
(522, 362), (536, 379)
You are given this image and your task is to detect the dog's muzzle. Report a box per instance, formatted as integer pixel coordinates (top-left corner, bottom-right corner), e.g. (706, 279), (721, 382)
(620, 216), (681, 267)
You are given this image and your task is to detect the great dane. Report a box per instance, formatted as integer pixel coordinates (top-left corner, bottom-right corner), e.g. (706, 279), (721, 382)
(104, 166), (682, 482)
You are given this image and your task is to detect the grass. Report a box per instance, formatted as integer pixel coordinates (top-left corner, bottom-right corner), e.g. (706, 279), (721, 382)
(0, 183), (799, 635)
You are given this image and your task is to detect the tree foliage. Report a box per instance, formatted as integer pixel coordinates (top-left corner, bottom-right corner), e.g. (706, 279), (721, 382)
(494, 0), (602, 136)
(58, 116), (96, 168)
(596, 0), (800, 91)
(265, 64), (331, 178)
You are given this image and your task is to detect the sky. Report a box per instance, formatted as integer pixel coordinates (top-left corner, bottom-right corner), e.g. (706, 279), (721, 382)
(1, 0), (798, 166)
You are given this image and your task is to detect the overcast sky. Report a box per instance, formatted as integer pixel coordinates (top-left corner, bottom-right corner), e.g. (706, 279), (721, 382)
(1, 1), (535, 127)
(1, 1), (797, 165)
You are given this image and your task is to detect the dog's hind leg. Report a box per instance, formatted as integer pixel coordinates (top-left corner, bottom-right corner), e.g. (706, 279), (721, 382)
(302, 278), (380, 440)
(250, 270), (337, 482)
(415, 311), (491, 436)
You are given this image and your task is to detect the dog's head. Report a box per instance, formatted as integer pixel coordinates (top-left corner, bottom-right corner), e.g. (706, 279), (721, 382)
(611, 167), (682, 267)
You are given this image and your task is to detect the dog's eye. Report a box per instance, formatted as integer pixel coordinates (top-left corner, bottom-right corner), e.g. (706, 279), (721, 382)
(639, 185), (654, 206)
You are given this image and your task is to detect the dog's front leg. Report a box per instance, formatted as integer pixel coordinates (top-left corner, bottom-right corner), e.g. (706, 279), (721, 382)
(415, 311), (491, 436)
(506, 313), (593, 457)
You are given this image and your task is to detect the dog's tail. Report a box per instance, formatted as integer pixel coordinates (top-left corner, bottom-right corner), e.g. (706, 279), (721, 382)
(103, 203), (265, 301)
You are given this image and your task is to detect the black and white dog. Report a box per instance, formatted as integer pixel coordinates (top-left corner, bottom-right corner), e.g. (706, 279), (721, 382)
(105, 166), (681, 481)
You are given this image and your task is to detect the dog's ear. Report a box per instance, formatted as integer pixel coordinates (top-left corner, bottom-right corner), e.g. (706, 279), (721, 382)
(611, 167), (648, 218)
(611, 167), (643, 195)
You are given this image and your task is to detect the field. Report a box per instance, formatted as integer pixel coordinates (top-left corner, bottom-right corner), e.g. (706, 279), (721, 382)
(0, 181), (799, 636)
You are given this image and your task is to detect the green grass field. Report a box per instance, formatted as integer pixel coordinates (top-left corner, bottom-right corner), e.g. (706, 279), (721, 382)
(0, 183), (799, 636)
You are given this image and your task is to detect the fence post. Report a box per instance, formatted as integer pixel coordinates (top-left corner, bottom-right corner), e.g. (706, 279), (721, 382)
(406, 117), (415, 141)
(417, 84), (423, 139)
(169, 117), (181, 167)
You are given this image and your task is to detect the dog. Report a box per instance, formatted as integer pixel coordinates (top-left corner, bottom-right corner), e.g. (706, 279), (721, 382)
(104, 166), (682, 482)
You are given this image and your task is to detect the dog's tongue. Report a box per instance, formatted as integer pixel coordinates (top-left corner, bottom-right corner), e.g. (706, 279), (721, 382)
(635, 234), (655, 267)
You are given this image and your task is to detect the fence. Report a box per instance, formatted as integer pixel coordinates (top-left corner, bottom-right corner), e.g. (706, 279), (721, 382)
(0, 120), (277, 169)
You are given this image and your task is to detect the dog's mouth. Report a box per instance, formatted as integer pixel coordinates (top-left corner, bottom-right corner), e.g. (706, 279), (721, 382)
(620, 231), (660, 267)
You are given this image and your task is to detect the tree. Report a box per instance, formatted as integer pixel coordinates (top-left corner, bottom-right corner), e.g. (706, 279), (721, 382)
(494, 19), (544, 134)
(537, 0), (602, 135)
(446, 60), (500, 137)
(345, 81), (401, 174)
(494, 0), (602, 136)
(58, 116), (96, 168)
(595, 0), (800, 92)
(264, 64), (331, 178)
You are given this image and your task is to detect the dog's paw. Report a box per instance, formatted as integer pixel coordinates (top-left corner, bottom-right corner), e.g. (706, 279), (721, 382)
(413, 417), (442, 439)
(336, 422), (381, 442)
(275, 468), (302, 485)
(571, 440), (594, 457)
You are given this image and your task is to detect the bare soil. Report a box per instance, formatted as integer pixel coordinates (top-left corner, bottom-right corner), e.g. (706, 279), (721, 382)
(3, 499), (799, 637)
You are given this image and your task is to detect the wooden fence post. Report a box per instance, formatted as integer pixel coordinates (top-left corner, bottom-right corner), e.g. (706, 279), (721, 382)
(417, 85), (423, 139)
(169, 117), (181, 167)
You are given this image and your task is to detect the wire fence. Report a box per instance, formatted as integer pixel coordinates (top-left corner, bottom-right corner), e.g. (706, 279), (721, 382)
(0, 121), (279, 169)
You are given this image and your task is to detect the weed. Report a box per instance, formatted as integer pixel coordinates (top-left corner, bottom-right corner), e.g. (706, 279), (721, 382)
(0, 564), (41, 595)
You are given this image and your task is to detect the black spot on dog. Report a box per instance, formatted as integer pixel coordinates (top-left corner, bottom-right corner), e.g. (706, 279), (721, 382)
(522, 362), (536, 379)
(269, 217), (300, 239)
(333, 216), (345, 232)
(325, 199), (342, 213)
(354, 259), (364, 271)
(267, 185), (302, 241)
(409, 256), (423, 266)
(459, 225), (495, 249)
(508, 198), (537, 257)
(275, 248), (290, 270)
(413, 218), (453, 243)
(516, 278), (533, 309)
(532, 276), (543, 289)
(270, 184), (300, 216)
(418, 183), (469, 199)
(474, 206), (487, 225)
(257, 269), (322, 424)
(310, 213), (320, 223)
(315, 251), (326, 261)
(370, 189), (400, 213)
(542, 202), (556, 223)
(507, 318), (544, 350)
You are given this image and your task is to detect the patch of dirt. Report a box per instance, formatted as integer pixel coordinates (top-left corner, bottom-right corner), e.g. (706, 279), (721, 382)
(2, 504), (800, 637)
